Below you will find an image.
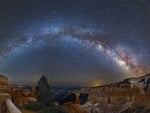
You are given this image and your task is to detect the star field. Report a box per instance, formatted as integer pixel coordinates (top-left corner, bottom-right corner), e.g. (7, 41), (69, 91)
(0, 0), (150, 86)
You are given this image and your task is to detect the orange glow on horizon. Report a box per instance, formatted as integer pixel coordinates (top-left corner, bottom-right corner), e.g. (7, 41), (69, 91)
(93, 81), (101, 87)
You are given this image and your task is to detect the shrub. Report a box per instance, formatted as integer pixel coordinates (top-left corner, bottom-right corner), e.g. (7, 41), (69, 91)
(24, 101), (44, 111)
(133, 105), (145, 113)
(144, 109), (150, 113)
(40, 106), (67, 113)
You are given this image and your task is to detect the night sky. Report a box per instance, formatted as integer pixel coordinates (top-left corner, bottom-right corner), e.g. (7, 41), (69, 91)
(0, 0), (150, 86)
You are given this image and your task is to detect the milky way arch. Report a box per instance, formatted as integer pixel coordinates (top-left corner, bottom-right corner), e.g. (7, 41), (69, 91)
(0, 25), (144, 76)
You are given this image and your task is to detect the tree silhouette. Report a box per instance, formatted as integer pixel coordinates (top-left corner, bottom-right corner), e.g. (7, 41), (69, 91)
(37, 75), (54, 106)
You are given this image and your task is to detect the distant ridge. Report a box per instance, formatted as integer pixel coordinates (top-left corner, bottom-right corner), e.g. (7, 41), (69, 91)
(94, 73), (150, 88)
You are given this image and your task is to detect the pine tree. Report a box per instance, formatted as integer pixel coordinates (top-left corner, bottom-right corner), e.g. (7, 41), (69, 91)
(36, 75), (54, 106)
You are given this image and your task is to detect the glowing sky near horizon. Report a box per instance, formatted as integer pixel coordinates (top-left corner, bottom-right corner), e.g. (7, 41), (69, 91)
(0, 0), (150, 86)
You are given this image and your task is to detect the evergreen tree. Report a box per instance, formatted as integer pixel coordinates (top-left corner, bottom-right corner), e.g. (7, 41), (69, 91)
(37, 75), (54, 106)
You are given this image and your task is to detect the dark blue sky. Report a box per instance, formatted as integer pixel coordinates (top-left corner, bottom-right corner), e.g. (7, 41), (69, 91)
(0, 0), (150, 86)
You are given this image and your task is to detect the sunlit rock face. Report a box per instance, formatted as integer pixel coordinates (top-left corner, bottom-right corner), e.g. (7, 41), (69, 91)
(0, 75), (8, 86)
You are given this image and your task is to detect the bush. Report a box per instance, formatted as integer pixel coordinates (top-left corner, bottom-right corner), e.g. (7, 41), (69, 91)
(133, 105), (145, 113)
(40, 106), (67, 113)
(144, 109), (150, 113)
(120, 105), (148, 113)
(24, 101), (44, 111)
